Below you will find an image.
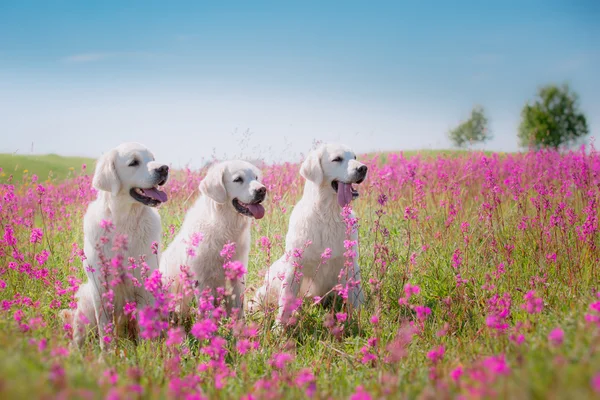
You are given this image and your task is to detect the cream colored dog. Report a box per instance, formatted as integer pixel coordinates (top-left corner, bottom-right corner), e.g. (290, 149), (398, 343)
(251, 143), (367, 324)
(160, 160), (266, 319)
(61, 142), (169, 350)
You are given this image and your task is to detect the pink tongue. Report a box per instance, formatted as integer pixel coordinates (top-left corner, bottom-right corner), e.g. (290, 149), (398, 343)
(246, 203), (265, 219)
(337, 182), (353, 207)
(141, 188), (168, 203)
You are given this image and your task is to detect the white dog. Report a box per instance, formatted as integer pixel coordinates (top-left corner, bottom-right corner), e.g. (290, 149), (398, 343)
(64, 142), (169, 350)
(251, 143), (367, 324)
(160, 160), (266, 319)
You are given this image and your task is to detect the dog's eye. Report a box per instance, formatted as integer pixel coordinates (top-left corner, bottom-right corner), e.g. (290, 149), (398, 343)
(332, 157), (343, 162)
(353, 155), (357, 160)
(233, 177), (243, 183)
(128, 159), (139, 167)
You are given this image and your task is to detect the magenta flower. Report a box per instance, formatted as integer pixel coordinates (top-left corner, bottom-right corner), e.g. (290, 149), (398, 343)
(404, 283), (421, 298)
(450, 365), (463, 383)
(166, 327), (185, 347)
(521, 290), (544, 314)
(426, 345), (445, 364)
(320, 247), (332, 261)
(335, 312), (347, 322)
(294, 368), (316, 397)
(350, 385), (372, 400)
(270, 352), (294, 370)
(414, 305), (431, 321)
(483, 354), (510, 376)
(548, 327), (564, 346)
(223, 260), (247, 281)
(29, 228), (43, 244)
(592, 373), (600, 394)
(191, 319), (218, 341)
(220, 242), (236, 260)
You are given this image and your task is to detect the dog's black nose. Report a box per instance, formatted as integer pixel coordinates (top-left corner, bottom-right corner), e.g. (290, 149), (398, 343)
(254, 186), (267, 202)
(357, 165), (368, 175)
(156, 165), (169, 176)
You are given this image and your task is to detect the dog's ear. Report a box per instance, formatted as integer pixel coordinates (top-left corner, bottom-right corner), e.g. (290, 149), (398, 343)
(93, 149), (121, 196)
(199, 163), (227, 204)
(300, 147), (324, 184)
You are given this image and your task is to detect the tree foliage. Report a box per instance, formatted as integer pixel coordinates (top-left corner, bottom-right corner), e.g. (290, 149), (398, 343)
(448, 106), (491, 148)
(518, 84), (588, 149)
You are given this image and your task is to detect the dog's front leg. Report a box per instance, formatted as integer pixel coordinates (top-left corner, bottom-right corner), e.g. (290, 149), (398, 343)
(91, 290), (114, 352)
(347, 259), (365, 309)
(277, 262), (302, 326)
(228, 278), (245, 319)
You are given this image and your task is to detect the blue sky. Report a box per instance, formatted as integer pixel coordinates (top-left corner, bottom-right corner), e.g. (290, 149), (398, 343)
(1, 1), (598, 167)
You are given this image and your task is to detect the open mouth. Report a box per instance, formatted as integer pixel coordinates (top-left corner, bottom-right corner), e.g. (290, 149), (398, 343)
(232, 199), (265, 219)
(332, 180), (360, 207)
(129, 186), (168, 207)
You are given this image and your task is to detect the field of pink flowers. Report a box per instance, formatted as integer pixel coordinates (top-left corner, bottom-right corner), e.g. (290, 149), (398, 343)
(1, 148), (599, 399)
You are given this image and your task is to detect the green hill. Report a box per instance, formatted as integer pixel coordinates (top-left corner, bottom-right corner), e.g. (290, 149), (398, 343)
(0, 153), (95, 183)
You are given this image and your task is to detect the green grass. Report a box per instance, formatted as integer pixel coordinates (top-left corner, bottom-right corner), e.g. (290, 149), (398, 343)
(0, 153), (95, 183)
(0, 149), (598, 399)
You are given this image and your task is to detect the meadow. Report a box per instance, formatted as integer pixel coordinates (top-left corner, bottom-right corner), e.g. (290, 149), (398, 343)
(0, 148), (599, 399)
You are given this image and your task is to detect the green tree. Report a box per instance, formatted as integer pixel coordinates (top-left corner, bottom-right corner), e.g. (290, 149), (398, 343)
(448, 106), (491, 148)
(518, 84), (588, 149)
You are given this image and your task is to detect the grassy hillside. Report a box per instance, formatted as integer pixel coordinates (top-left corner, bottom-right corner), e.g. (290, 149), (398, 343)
(0, 153), (95, 183)
(363, 148), (505, 163)
(0, 149), (499, 184)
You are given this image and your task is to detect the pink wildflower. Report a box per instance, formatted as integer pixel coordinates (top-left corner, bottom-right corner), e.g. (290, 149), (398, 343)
(548, 327), (564, 346)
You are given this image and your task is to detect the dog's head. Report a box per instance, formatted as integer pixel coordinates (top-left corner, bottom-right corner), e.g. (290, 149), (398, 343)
(199, 160), (267, 219)
(300, 143), (368, 207)
(92, 142), (170, 207)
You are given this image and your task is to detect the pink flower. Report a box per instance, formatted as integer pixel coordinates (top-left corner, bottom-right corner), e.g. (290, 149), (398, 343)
(30, 228), (43, 244)
(100, 219), (113, 230)
(335, 312), (347, 322)
(123, 302), (137, 319)
(321, 248), (332, 261)
(414, 305), (431, 321)
(190, 232), (204, 247)
(404, 283), (421, 298)
(483, 354), (510, 376)
(591, 373), (600, 393)
(350, 385), (372, 400)
(450, 366), (463, 382)
(451, 248), (463, 269)
(295, 368), (316, 397)
(426, 345), (445, 364)
(270, 352), (294, 370)
(191, 319), (218, 341)
(548, 327), (564, 346)
(236, 339), (257, 355)
(223, 260), (247, 281)
(521, 290), (544, 314)
(220, 242), (236, 260)
(166, 327), (185, 347)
